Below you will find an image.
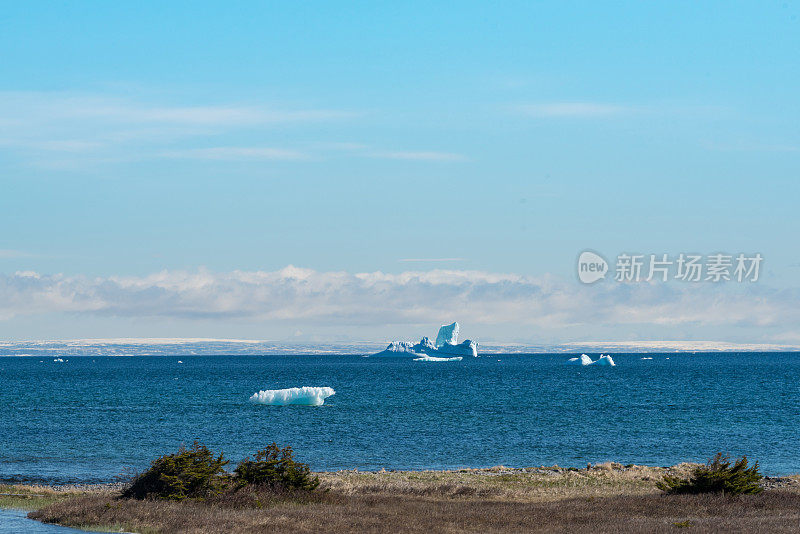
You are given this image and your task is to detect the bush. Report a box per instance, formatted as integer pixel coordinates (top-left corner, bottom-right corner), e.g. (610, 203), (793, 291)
(122, 442), (229, 500)
(234, 443), (320, 491)
(656, 453), (763, 495)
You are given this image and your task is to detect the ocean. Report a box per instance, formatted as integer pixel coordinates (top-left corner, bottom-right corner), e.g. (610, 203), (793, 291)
(1, 352), (799, 483)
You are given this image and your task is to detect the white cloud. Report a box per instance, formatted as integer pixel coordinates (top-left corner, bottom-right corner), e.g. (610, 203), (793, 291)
(0, 267), (798, 339)
(161, 147), (308, 161)
(0, 92), (353, 127)
(320, 142), (369, 151)
(0, 250), (33, 259)
(369, 151), (467, 161)
(0, 92), (466, 167)
(322, 143), (468, 162)
(399, 258), (466, 263)
(517, 102), (630, 118)
(0, 91), (352, 166)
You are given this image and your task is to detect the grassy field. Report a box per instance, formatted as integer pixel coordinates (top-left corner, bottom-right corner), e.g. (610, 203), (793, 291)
(0, 483), (85, 511)
(12, 464), (800, 533)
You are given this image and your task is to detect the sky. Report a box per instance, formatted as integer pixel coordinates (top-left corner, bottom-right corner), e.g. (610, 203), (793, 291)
(1, 1), (799, 344)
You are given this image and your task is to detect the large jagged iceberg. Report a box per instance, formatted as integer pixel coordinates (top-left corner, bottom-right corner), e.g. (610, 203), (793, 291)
(372, 322), (478, 358)
(435, 322), (459, 347)
(566, 354), (616, 367)
(249, 386), (335, 406)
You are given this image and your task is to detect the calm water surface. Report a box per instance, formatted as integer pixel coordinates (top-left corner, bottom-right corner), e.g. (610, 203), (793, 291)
(0, 510), (89, 533)
(1, 353), (799, 483)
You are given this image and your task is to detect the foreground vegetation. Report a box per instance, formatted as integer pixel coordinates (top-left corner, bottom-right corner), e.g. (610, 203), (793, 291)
(0, 484), (78, 510)
(657, 453), (763, 495)
(28, 487), (800, 533)
(11, 449), (800, 533)
(121, 441), (319, 501)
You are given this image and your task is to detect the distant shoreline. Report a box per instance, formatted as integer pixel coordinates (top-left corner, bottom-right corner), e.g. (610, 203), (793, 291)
(2, 338), (800, 357)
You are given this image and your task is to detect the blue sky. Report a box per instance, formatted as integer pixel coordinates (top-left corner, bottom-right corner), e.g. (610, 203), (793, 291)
(1, 2), (799, 343)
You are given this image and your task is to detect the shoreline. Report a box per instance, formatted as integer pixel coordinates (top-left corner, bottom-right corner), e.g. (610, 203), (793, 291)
(5, 460), (800, 488)
(5, 464), (800, 533)
(4, 462), (800, 494)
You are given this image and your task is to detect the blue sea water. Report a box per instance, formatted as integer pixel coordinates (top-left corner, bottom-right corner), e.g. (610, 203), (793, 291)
(0, 510), (88, 534)
(1, 352), (799, 483)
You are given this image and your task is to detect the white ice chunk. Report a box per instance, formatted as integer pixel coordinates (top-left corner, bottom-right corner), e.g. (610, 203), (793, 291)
(566, 354), (595, 365)
(434, 339), (478, 357)
(435, 322), (459, 347)
(249, 386), (335, 406)
(371, 341), (427, 357)
(566, 354), (615, 366)
(413, 355), (463, 362)
(594, 355), (616, 366)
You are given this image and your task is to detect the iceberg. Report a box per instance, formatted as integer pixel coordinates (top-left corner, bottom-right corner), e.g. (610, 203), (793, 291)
(413, 355), (463, 362)
(435, 322), (459, 347)
(594, 354), (616, 366)
(566, 354), (595, 366)
(377, 341), (428, 358)
(371, 322), (478, 358)
(249, 386), (335, 406)
(565, 354), (616, 367)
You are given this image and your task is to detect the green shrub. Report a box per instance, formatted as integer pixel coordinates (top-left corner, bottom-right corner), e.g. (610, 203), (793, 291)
(656, 453), (763, 495)
(122, 442), (229, 500)
(234, 443), (320, 491)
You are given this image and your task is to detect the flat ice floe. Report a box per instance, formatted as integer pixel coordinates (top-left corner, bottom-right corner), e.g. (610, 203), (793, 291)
(249, 386), (335, 406)
(566, 354), (616, 366)
(413, 355), (463, 362)
(566, 354), (595, 366)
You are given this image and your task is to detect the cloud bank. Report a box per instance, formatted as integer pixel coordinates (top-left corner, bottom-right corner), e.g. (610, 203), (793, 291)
(1, 267), (798, 340)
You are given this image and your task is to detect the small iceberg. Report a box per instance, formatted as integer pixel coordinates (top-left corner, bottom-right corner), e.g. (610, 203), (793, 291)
(249, 386), (335, 406)
(566, 354), (595, 366)
(594, 355), (616, 366)
(413, 355), (463, 362)
(53, 358), (64, 363)
(566, 354), (616, 367)
(641, 357), (653, 360)
(372, 322), (478, 358)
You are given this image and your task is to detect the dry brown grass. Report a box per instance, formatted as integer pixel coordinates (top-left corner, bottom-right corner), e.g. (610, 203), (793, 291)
(24, 466), (800, 533)
(318, 462), (698, 502)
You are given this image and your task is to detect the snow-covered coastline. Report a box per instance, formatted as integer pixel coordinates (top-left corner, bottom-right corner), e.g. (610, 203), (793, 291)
(0, 337), (797, 358)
